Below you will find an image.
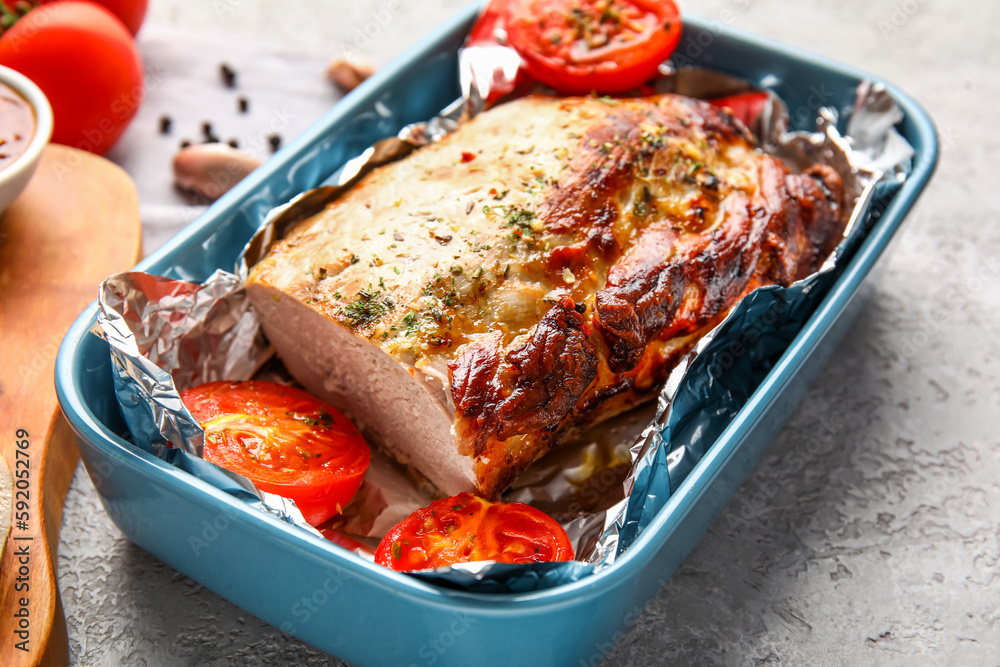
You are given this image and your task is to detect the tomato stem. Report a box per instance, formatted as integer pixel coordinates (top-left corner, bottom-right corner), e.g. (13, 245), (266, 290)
(0, 1), (37, 34)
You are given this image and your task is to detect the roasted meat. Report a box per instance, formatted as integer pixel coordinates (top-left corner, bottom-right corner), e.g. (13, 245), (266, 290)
(246, 94), (844, 499)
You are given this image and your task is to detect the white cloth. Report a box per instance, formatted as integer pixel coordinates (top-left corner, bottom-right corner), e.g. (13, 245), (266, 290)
(103, 27), (340, 256)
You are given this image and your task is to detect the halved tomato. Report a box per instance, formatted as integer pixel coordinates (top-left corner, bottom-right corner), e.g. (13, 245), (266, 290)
(708, 91), (769, 128)
(375, 492), (574, 571)
(465, 0), (513, 46)
(320, 527), (376, 558)
(504, 0), (683, 94)
(181, 380), (370, 526)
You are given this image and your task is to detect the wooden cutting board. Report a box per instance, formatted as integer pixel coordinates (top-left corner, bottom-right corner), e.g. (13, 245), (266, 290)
(0, 144), (142, 666)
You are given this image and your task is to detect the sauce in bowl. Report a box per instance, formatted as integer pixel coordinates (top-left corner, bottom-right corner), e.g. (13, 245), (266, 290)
(0, 80), (36, 171)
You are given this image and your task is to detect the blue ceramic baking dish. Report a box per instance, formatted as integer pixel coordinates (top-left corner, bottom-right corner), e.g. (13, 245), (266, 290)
(55, 5), (938, 666)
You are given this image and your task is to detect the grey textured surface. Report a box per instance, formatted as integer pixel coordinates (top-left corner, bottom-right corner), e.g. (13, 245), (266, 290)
(58, 0), (1000, 665)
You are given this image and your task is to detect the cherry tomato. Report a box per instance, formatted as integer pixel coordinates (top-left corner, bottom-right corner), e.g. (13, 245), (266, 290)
(504, 0), (683, 94)
(708, 91), (769, 128)
(39, 0), (147, 35)
(181, 381), (371, 527)
(375, 493), (574, 571)
(0, 1), (144, 155)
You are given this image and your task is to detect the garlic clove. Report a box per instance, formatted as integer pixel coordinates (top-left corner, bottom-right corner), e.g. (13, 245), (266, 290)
(172, 143), (263, 202)
(326, 53), (377, 92)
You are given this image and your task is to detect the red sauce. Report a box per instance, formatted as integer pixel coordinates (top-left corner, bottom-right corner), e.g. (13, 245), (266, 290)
(0, 80), (36, 171)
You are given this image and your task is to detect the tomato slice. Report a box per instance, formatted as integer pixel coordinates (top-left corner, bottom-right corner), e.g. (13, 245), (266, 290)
(465, 0), (513, 47)
(708, 91), (769, 128)
(375, 493), (574, 571)
(320, 527), (376, 558)
(504, 0), (683, 94)
(181, 381), (370, 526)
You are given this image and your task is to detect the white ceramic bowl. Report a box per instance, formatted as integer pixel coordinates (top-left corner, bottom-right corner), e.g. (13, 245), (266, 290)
(0, 65), (53, 214)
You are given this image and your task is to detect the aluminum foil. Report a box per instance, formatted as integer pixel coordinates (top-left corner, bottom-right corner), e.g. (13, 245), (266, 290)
(92, 22), (915, 592)
(90, 271), (318, 534)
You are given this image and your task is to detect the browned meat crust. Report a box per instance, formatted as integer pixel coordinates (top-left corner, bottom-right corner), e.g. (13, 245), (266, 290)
(450, 296), (598, 451)
(595, 160), (844, 373)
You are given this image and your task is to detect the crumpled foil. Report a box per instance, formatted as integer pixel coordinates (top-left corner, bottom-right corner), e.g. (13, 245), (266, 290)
(91, 20), (915, 593)
(90, 271), (318, 534)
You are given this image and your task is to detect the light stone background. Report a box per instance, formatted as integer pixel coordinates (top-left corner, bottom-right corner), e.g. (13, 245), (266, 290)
(56, 0), (1000, 665)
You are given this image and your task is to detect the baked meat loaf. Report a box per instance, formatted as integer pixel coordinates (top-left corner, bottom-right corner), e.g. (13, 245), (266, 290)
(246, 94), (844, 498)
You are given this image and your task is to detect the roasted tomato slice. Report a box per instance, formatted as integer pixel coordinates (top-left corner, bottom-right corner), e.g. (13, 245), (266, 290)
(505, 0), (682, 94)
(181, 381), (370, 526)
(708, 91), (769, 128)
(375, 492), (574, 571)
(466, 0), (513, 46)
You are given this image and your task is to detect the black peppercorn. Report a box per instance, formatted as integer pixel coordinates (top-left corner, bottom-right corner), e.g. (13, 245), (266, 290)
(220, 63), (237, 88)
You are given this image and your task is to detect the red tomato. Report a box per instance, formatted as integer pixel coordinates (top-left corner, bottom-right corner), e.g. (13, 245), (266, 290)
(462, 0), (537, 105)
(708, 91), (769, 128)
(375, 493), (574, 571)
(465, 0), (512, 47)
(504, 0), (683, 94)
(0, 1), (144, 155)
(181, 381), (371, 527)
(320, 528), (376, 557)
(39, 0), (148, 35)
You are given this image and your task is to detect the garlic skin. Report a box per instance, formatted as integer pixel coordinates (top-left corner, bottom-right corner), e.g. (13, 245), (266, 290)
(172, 144), (262, 202)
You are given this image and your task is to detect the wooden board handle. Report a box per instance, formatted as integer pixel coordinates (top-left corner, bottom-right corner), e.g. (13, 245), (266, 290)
(0, 144), (142, 666)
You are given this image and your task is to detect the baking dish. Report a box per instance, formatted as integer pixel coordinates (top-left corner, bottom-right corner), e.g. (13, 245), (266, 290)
(55, 6), (938, 666)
